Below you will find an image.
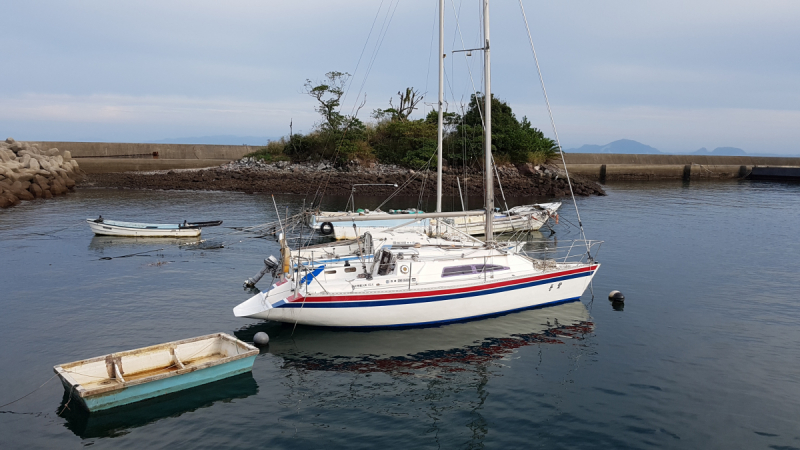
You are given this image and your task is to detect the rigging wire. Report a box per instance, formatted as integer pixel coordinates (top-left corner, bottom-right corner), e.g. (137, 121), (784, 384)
(314, 0), (401, 206)
(341, 0), (388, 110)
(517, 0), (590, 256)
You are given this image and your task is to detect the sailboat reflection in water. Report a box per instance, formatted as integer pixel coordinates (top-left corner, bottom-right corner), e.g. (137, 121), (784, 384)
(237, 301), (592, 374)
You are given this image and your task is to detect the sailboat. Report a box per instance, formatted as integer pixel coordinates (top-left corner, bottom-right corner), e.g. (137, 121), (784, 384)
(234, 0), (600, 328)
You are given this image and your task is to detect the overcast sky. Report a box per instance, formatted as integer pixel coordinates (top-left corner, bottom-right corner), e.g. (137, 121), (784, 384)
(1, 0), (798, 153)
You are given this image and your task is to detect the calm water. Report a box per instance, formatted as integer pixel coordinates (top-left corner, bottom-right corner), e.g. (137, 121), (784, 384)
(1, 180), (799, 449)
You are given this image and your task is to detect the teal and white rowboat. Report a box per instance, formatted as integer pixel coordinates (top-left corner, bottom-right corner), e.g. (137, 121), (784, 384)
(54, 333), (258, 412)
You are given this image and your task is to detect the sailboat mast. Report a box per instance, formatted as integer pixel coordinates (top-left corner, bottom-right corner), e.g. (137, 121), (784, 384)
(483, 0), (494, 239)
(436, 0), (444, 213)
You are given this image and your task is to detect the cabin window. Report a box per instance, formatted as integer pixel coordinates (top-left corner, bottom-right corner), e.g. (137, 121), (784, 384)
(442, 265), (475, 277)
(324, 270), (337, 275)
(344, 267), (357, 273)
(376, 250), (395, 276)
(441, 264), (509, 278)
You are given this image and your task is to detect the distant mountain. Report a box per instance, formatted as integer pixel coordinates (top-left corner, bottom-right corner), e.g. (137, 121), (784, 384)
(149, 135), (278, 145)
(692, 147), (747, 156)
(566, 139), (661, 154)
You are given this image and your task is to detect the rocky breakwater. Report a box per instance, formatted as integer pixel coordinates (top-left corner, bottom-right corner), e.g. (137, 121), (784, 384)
(84, 157), (604, 198)
(0, 138), (83, 208)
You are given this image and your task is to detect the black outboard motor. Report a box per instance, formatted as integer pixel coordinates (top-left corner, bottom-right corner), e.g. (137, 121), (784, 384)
(243, 255), (281, 288)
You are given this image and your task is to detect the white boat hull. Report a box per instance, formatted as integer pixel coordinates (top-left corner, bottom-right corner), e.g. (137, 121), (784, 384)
(235, 264), (598, 328)
(87, 219), (201, 237)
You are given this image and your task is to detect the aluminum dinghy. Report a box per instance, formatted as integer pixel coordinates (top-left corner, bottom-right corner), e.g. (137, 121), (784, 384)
(54, 333), (258, 412)
(86, 217), (222, 237)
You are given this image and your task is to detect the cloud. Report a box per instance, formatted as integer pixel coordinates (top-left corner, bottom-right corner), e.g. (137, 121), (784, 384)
(1, 1), (799, 152)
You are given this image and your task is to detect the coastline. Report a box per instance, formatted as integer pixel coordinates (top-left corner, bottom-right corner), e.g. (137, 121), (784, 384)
(81, 159), (606, 198)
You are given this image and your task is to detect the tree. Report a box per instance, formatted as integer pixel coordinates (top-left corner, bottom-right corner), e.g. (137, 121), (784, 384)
(304, 71), (350, 132)
(448, 93), (558, 164)
(373, 87), (424, 122)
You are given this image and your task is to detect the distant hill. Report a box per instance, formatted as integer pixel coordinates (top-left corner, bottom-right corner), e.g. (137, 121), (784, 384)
(566, 139), (661, 154)
(149, 135), (278, 145)
(692, 147), (747, 156)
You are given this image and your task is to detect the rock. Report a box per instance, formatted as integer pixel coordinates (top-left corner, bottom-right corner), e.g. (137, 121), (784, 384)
(2, 191), (20, 206)
(43, 189), (53, 199)
(64, 177), (76, 189)
(16, 188), (34, 201)
(52, 179), (65, 195)
(21, 154), (31, 167)
(47, 148), (60, 157)
(29, 183), (43, 198)
(0, 193), (13, 208)
(5, 138), (15, 144)
(63, 150), (72, 162)
(516, 163), (536, 177)
(55, 155), (64, 167)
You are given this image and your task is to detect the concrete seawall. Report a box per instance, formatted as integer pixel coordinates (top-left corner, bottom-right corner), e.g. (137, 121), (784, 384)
(25, 141), (256, 173)
(557, 153), (800, 181)
(24, 142), (800, 179)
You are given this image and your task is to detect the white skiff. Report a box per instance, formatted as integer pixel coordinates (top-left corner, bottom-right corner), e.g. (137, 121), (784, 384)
(86, 217), (222, 237)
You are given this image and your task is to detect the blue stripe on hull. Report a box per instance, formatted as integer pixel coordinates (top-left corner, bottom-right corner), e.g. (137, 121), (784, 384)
(280, 271), (593, 309)
(79, 356), (256, 412)
(295, 297), (583, 330)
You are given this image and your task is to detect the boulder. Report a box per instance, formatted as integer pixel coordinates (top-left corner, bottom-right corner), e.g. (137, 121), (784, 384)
(63, 150), (72, 162)
(29, 183), (43, 198)
(29, 158), (40, 171)
(15, 188), (34, 201)
(2, 191), (20, 206)
(43, 189), (53, 199)
(47, 148), (60, 157)
(5, 137), (15, 144)
(55, 155), (64, 167)
(0, 193), (13, 208)
(16, 170), (34, 182)
(21, 154), (31, 167)
(516, 163), (536, 177)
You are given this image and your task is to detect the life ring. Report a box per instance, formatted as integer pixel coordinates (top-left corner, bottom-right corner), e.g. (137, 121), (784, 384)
(320, 222), (334, 235)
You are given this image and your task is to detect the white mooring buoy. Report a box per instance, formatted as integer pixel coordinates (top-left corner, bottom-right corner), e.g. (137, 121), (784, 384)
(253, 332), (270, 346)
(609, 290), (625, 301)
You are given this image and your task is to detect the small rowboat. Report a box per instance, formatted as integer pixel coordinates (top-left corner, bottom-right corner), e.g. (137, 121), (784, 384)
(54, 333), (258, 412)
(86, 216), (223, 237)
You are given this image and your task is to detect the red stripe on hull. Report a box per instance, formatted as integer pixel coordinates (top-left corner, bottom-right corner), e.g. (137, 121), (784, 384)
(290, 265), (598, 304)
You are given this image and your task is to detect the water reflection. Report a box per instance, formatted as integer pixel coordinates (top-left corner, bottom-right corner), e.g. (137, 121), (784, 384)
(236, 302), (594, 448)
(88, 235), (202, 253)
(58, 373), (258, 439)
(236, 301), (593, 374)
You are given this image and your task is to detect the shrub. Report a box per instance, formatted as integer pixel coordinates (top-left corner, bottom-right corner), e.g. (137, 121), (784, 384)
(246, 139), (290, 162)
